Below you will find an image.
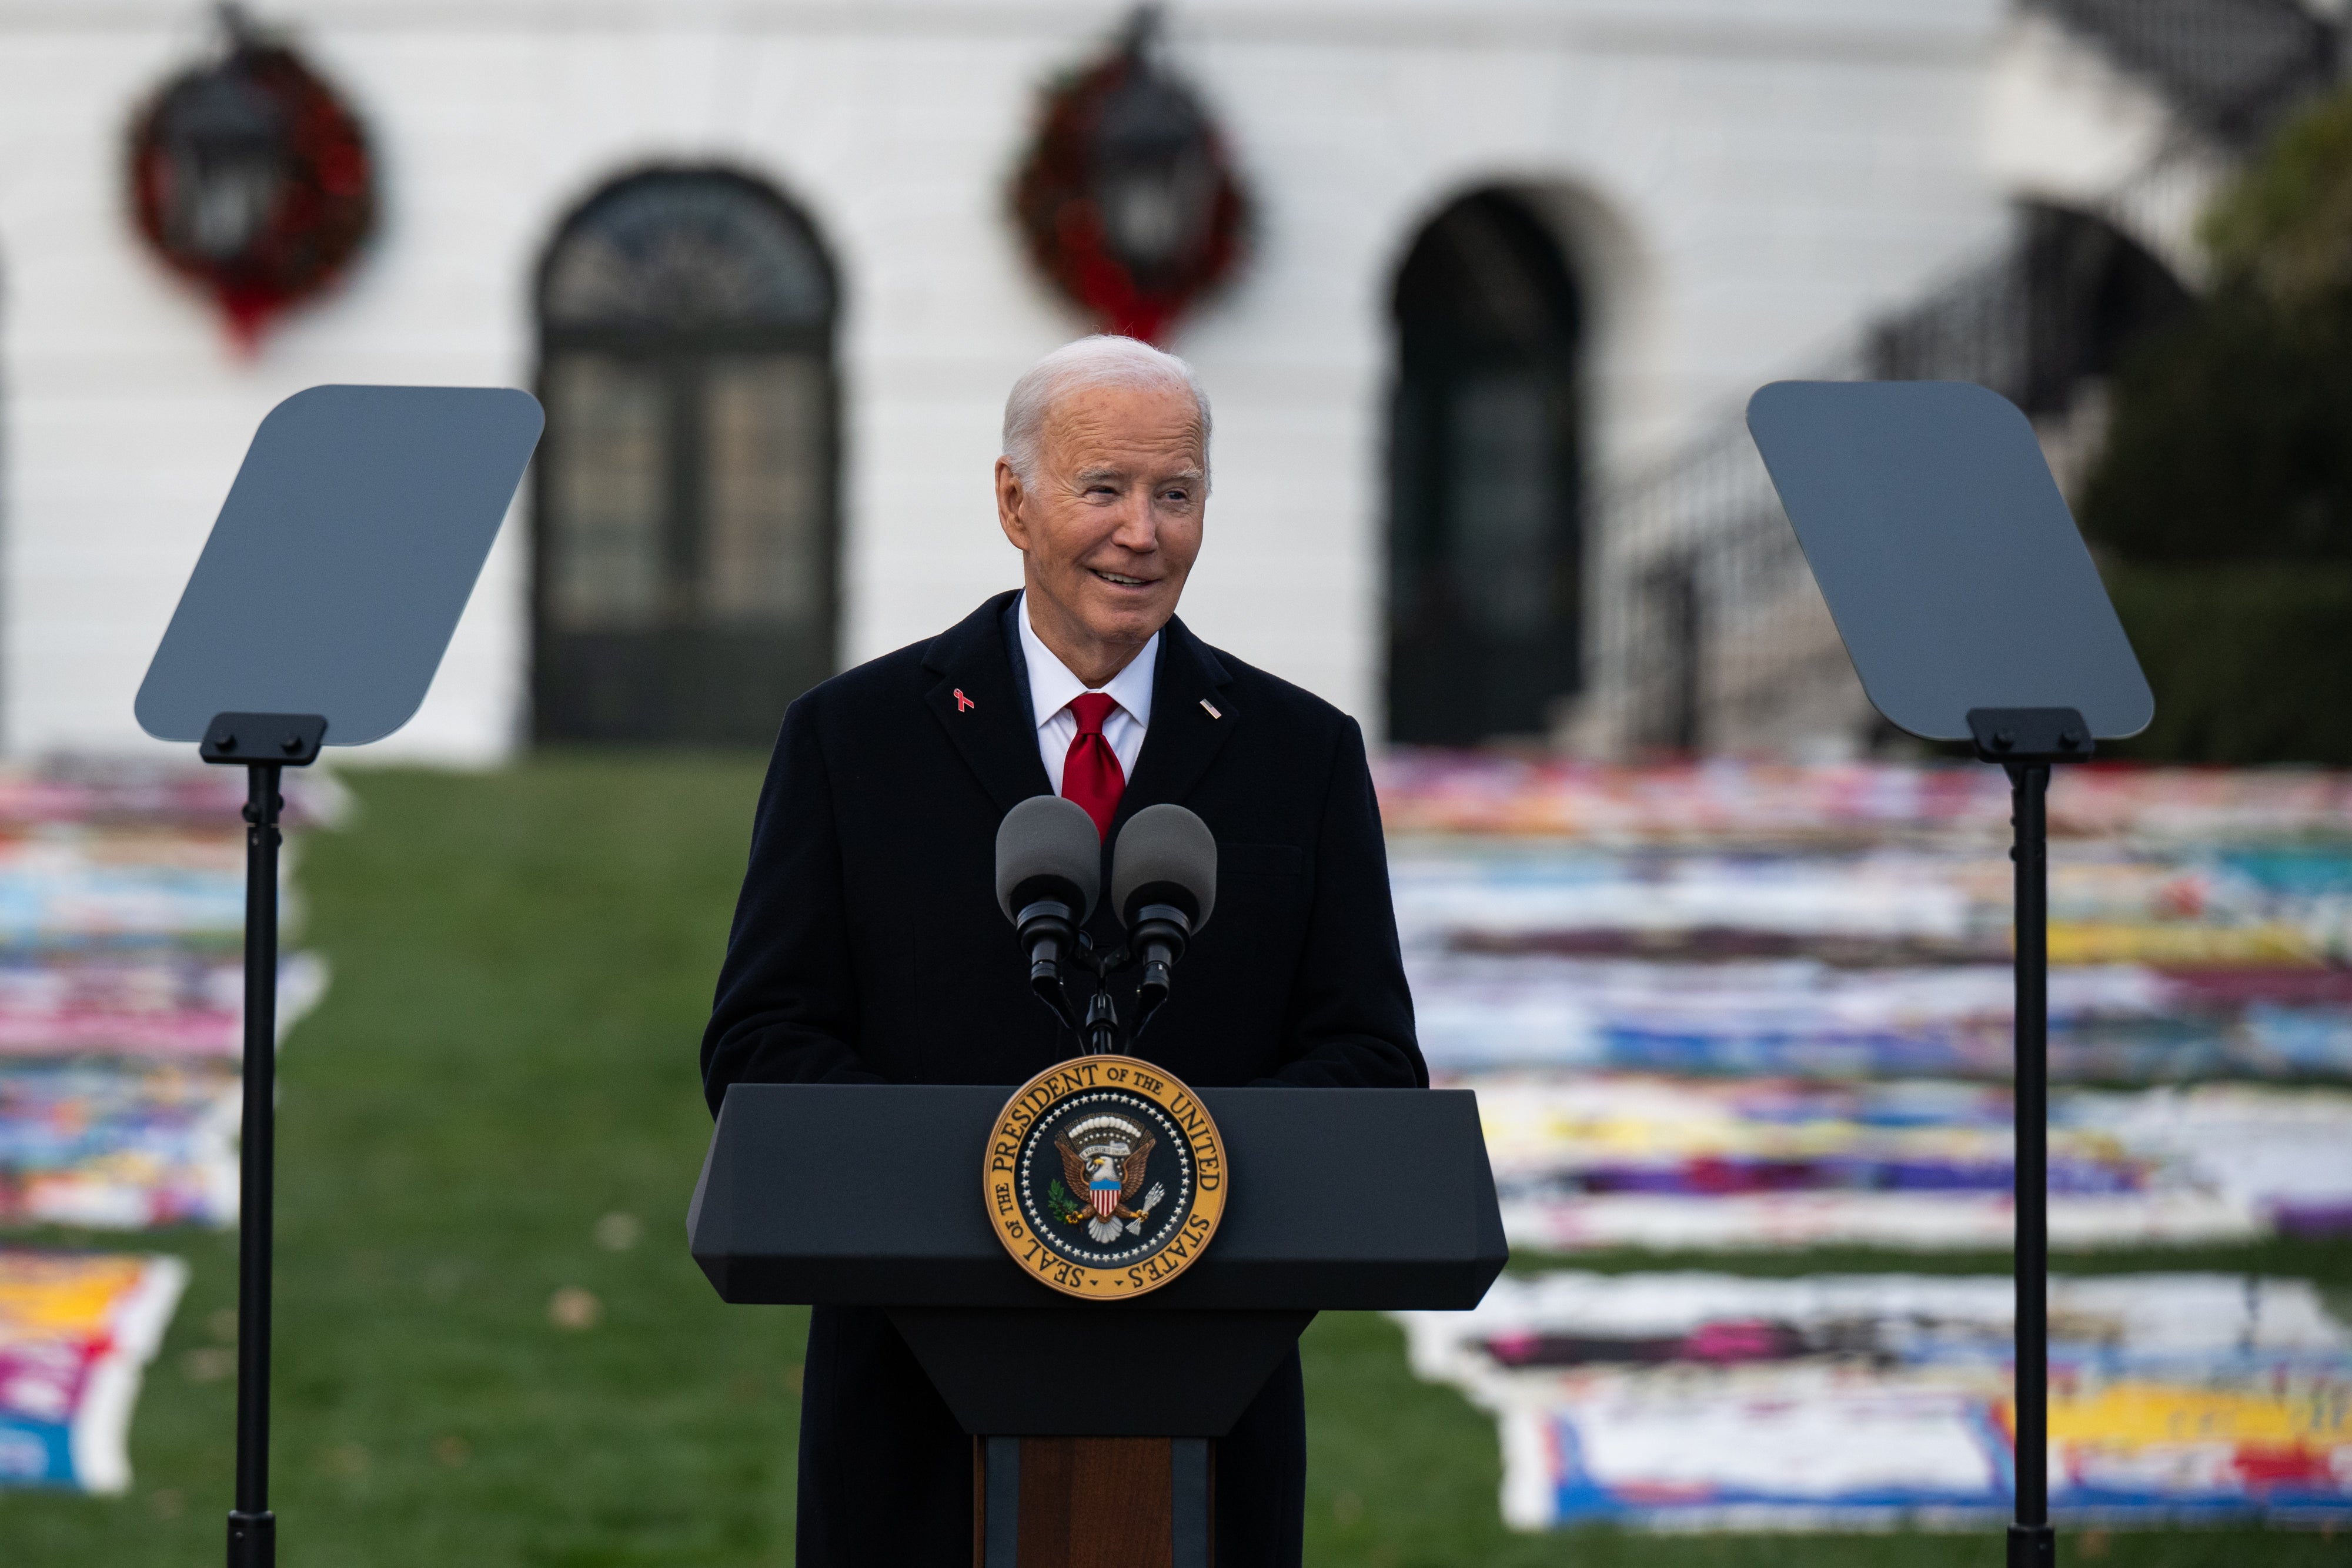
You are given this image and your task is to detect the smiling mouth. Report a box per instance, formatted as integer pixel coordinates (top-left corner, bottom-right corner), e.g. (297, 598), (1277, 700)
(1090, 569), (1156, 588)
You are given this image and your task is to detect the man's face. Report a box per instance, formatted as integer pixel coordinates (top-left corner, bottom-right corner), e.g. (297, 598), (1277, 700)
(995, 381), (1205, 663)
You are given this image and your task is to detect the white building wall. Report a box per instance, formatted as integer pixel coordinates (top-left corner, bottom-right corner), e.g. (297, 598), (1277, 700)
(1987, 8), (2236, 283)
(0, 0), (2006, 762)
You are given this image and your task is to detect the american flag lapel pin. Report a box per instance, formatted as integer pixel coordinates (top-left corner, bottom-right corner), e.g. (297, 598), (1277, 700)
(954, 688), (976, 713)
(1200, 698), (1221, 720)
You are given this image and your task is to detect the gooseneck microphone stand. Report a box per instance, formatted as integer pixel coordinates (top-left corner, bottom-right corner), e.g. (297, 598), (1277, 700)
(1969, 707), (2090, 1568)
(1024, 917), (1190, 1055)
(200, 712), (326, 1568)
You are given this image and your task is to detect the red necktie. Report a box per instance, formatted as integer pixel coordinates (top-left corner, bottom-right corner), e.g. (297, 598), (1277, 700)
(1061, 692), (1126, 839)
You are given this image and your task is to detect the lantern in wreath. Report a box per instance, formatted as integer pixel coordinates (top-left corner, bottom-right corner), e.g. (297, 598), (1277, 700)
(1011, 8), (1248, 343)
(126, 6), (375, 350)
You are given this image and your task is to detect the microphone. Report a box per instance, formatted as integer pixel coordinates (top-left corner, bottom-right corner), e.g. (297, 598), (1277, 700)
(1110, 804), (1217, 1020)
(995, 794), (1101, 1025)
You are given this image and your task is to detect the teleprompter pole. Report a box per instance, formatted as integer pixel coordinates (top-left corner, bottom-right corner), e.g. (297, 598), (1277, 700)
(228, 758), (282, 1568)
(1966, 706), (2086, 1568)
(2006, 760), (2054, 1568)
(200, 714), (326, 1568)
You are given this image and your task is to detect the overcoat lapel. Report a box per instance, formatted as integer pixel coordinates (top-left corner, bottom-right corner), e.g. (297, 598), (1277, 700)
(921, 591), (1053, 815)
(1114, 614), (1238, 832)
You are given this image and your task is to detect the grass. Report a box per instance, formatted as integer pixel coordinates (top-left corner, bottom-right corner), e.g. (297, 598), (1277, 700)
(0, 754), (2341, 1564)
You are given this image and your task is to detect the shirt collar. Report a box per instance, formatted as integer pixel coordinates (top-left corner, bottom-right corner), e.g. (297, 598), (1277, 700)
(1017, 591), (1158, 731)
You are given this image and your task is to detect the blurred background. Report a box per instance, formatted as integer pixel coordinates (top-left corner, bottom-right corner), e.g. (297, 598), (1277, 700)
(2, 0), (2351, 1562)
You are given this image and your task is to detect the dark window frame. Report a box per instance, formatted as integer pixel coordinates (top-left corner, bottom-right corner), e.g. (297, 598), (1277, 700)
(1385, 188), (1585, 747)
(530, 166), (843, 745)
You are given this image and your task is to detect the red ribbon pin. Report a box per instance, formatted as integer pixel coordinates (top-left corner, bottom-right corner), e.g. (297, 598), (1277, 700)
(954, 689), (976, 713)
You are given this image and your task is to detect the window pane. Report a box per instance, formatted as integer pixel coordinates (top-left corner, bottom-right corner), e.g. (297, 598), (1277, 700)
(703, 356), (827, 624)
(542, 172), (832, 332)
(1446, 369), (1554, 638)
(1387, 188), (1583, 745)
(543, 354), (666, 631)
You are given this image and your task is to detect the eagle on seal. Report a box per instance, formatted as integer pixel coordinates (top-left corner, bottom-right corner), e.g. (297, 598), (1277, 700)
(1055, 1115), (1160, 1243)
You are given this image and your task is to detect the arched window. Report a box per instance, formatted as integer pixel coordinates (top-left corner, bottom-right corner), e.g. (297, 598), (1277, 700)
(1386, 189), (1583, 746)
(533, 167), (838, 744)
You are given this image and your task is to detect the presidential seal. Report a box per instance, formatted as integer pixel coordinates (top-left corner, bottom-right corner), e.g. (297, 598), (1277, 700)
(985, 1055), (1227, 1300)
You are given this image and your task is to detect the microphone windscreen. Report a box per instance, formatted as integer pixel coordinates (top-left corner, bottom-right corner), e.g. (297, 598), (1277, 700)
(995, 794), (1102, 923)
(1111, 804), (1217, 931)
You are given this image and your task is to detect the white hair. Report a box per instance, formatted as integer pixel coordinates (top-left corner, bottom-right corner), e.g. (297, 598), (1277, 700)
(1000, 335), (1212, 490)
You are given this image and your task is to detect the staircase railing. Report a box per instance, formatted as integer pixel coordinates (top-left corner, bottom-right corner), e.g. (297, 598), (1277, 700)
(1576, 1), (2337, 758)
(2025, 0), (2338, 148)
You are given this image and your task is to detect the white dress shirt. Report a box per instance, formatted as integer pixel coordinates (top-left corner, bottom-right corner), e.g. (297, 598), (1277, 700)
(1017, 591), (1157, 795)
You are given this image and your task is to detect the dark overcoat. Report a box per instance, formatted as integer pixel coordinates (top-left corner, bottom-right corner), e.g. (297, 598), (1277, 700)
(701, 590), (1424, 1566)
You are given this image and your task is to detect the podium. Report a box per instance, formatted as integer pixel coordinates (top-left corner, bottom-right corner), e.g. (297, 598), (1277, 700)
(691, 1082), (1506, 1567)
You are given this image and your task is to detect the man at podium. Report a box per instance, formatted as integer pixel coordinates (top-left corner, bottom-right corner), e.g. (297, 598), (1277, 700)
(701, 335), (1425, 1565)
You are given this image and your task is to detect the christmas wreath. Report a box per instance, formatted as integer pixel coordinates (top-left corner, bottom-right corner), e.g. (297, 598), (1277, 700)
(1010, 12), (1248, 343)
(126, 12), (375, 349)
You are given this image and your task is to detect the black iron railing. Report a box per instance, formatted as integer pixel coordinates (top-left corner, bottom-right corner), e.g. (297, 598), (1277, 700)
(1582, 1), (2337, 757)
(2026, 0), (2338, 149)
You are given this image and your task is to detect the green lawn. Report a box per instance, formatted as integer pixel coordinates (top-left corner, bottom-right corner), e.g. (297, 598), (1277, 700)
(1, 757), (2343, 1564)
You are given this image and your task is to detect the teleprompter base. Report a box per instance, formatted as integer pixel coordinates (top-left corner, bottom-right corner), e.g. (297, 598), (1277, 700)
(976, 1436), (1210, 1568)
(226, 1509), (275, 1568)
(2006, 1523), (2055, 1568)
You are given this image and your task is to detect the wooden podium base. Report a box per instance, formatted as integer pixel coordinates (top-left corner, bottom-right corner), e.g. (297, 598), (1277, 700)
(974, 1436), (1212, 1568)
